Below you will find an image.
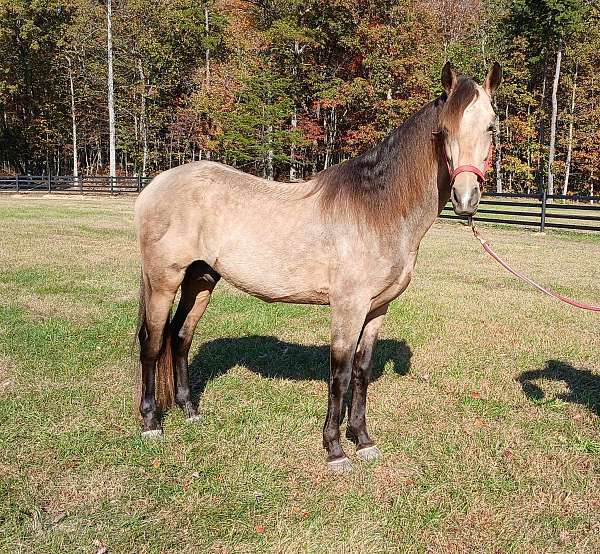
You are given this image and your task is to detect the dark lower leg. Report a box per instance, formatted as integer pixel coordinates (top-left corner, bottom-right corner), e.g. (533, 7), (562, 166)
(171, 270), (217, 418)
(323, 303), (369, 462)
(323, 348), (354, 461)
(173, 355), (196, 418)
(140, 355), (161, 431)
(346, 348), (374, 449)
(139, 291), (176, 432)
(346, 310), (386, 450)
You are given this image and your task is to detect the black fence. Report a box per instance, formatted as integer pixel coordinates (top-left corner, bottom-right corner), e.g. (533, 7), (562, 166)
(441, 191), (600, 233)
(0, 175), (151, 194)
(2, 175), (599, 233)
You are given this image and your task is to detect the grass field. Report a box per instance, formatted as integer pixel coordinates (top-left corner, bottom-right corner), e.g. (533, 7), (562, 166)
(1, 195), (599, 553)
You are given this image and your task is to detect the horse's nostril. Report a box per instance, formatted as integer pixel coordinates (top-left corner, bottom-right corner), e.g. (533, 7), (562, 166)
(468, 187), (480, 207)
(452, 188), (460, 204)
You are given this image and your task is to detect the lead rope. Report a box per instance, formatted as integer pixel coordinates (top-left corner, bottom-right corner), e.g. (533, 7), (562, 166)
(469, 219), (600, 312)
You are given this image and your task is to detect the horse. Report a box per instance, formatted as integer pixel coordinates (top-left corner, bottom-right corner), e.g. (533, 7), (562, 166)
(134, 62), (502, 472)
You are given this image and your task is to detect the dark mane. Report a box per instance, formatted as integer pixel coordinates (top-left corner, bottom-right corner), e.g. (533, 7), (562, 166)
(313, 76), (478, 233)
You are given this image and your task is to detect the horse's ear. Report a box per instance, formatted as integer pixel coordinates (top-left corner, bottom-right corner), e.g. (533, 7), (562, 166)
(484, 62), (502, 96)
(441, 61), (456, 95)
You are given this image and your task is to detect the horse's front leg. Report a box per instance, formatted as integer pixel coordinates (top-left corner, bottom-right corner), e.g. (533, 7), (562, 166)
(323, 297), (370, 473)
(346, 305), (388, 462)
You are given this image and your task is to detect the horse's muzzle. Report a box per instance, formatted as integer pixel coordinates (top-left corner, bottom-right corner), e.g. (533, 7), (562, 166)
(451, 182), (481, 216)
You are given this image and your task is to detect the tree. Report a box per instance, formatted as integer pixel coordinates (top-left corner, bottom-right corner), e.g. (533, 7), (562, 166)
(505, 0), (588, 194)
(0, 0), (597, 194)
(106, 0), (116, 177)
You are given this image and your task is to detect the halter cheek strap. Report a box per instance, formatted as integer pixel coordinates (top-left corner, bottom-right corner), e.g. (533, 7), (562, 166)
(444, 143), (493, 184)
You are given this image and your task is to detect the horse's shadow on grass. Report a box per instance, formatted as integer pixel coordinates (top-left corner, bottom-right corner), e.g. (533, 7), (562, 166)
(189, 335), (411, 402)
(517, 360), (600, 417)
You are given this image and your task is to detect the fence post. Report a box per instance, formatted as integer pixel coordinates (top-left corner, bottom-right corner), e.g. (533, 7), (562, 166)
(15, 175), (19, 193)
(540, 189), (547, 232)
(110, 176), (114, 194)
(48, 173), (51, 193)
(137, 175), (141, 192)
(80, 175), (83, 194)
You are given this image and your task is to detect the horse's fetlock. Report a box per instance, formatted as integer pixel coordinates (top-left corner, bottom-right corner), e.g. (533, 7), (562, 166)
(140, 399), (155, 416)
(175, 388), (190, 406)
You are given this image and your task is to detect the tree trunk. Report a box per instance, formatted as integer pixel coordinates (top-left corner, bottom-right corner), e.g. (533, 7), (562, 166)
(107, 0), (116, 177)
(67, 56), (78, 179)
(563, 64), (577, 196)
(537, 72), (547, 190)
(547, 45), (562, 197)
(137, 58), (148, 177)
(494, 100), (502, 193)
(290, 108), (297, 181)
(266, 125), (274, 180)
(204, 4), (210, 88)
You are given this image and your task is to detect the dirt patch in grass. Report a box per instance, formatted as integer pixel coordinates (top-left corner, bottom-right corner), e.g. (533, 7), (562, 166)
(0, 355), (14, 394)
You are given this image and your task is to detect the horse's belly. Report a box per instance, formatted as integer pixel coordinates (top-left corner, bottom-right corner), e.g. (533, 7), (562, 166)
(214, 257), (330, 305)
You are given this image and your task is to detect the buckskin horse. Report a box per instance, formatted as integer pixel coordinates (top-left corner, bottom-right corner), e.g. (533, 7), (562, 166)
(134, 62), (502, 472)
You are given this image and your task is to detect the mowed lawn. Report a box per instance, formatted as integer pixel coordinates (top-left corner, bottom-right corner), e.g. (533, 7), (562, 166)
(1, 195), (599, 554)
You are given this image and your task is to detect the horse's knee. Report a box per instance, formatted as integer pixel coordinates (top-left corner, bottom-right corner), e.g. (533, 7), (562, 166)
(331, 372), (352, 396)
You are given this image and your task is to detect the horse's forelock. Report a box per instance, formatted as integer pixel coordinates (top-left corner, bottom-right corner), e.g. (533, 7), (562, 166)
(438, 76), (479, 134)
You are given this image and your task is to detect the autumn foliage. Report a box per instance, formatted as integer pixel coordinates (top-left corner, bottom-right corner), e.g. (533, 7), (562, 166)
(0, 0), (596, 195)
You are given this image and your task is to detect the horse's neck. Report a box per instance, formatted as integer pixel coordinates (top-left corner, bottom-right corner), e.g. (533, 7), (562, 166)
(406, 177), (447, 251)
(395, 131), (450, 249)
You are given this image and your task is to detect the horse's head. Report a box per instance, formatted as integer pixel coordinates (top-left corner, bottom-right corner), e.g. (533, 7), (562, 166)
(438, 62), (502, 216)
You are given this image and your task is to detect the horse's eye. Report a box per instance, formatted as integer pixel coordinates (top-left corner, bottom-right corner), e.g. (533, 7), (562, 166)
(487, 124), (495, 132)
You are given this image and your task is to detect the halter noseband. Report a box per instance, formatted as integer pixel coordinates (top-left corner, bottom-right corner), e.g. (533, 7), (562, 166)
(443, 143), (493, 185)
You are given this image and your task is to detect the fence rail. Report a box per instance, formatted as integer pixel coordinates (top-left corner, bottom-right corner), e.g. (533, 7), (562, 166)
(441, 191), (600, 233)
(0, 175), (151, 194)
(2, 175), (599, 233)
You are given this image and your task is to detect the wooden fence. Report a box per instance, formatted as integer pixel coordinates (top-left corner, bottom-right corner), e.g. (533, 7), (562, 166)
(2, 175), (599, 233)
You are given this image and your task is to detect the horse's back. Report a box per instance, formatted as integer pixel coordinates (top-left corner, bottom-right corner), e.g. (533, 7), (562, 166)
(134, 162), (334, 301)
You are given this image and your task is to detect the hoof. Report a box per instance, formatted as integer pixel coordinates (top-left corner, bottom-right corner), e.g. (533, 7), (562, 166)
(327, 457), (353, 474)
(356, 445), (382, 462)
(186, 415), (202, 425)
(141, 429), (163, 440)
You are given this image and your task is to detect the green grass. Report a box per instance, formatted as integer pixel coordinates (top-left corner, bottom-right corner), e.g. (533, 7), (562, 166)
(1, 195), (599, 553)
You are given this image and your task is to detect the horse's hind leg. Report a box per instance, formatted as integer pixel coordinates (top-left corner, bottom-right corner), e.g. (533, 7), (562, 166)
(346, 306), (388, 462)
(139, 283), (179, 437)
(171, 262), (220, 421)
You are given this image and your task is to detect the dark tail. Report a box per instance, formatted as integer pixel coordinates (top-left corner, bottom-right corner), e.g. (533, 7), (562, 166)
(135, 270), (175, 415)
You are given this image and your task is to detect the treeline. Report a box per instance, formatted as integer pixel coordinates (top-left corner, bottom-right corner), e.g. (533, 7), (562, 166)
(0, 0), (596, 196)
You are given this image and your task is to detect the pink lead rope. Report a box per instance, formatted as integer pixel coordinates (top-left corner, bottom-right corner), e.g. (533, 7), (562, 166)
(443, 140), (598, 311)
(471, 221), (600, 312)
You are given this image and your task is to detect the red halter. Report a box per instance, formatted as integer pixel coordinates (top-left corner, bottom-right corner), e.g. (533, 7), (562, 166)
(445, 143), (494, 184)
